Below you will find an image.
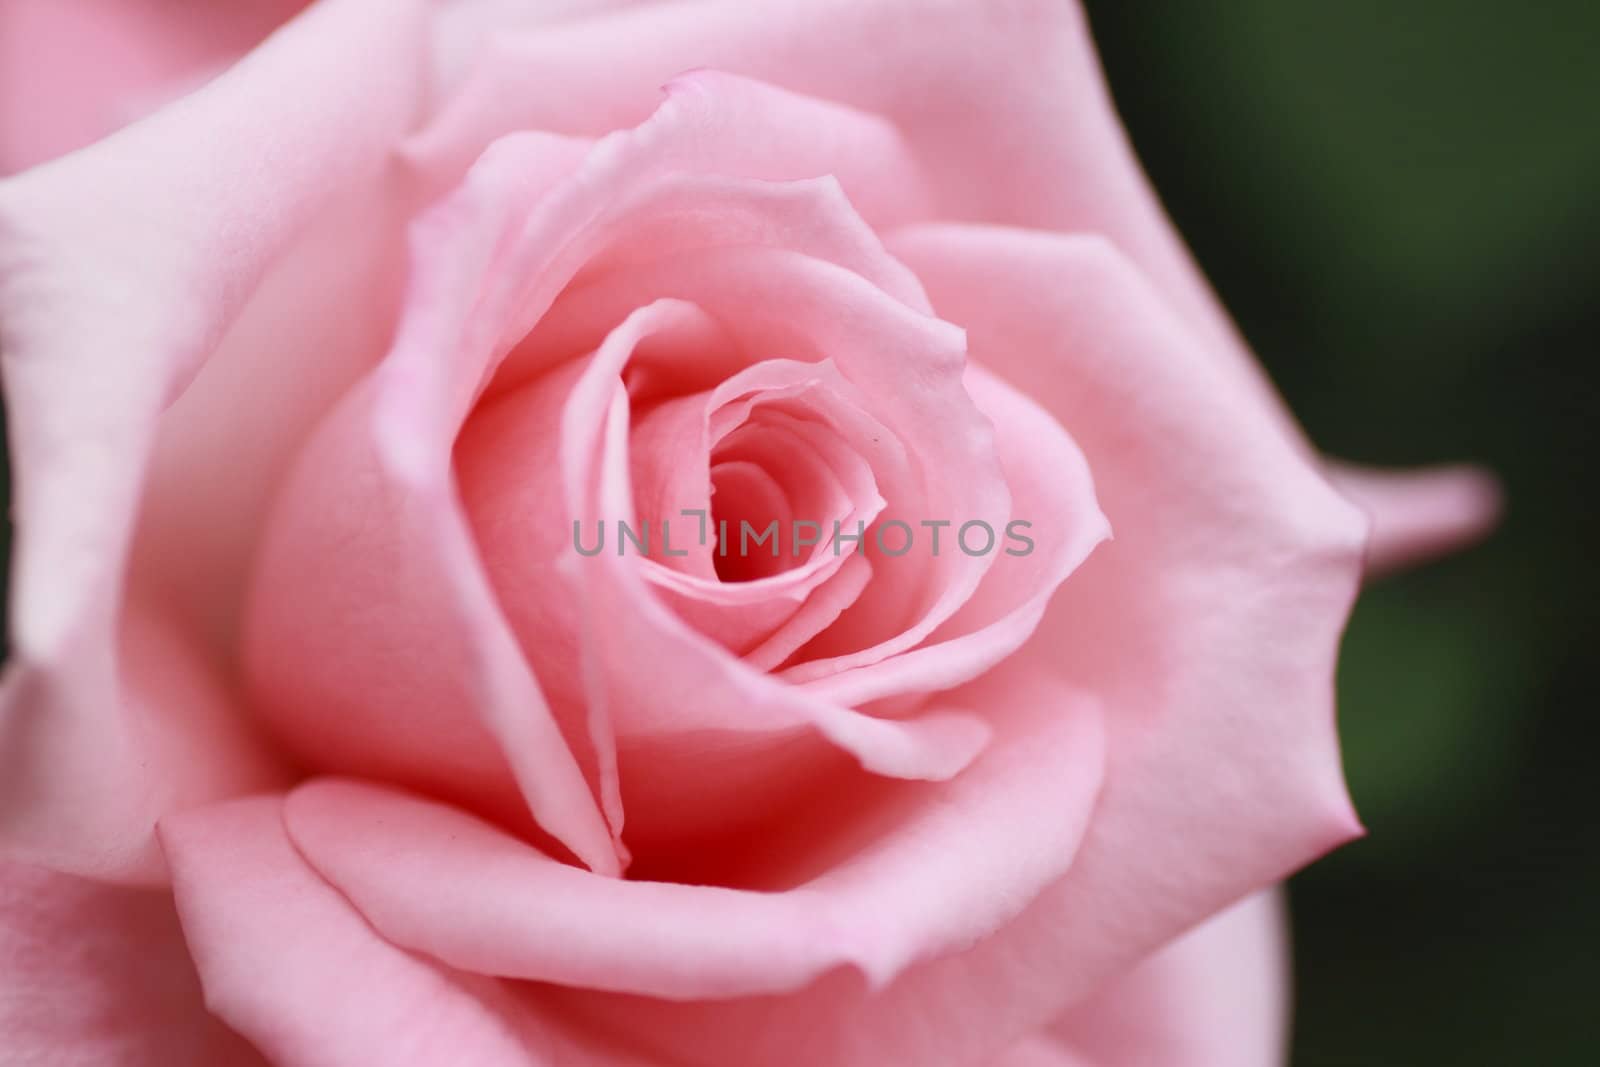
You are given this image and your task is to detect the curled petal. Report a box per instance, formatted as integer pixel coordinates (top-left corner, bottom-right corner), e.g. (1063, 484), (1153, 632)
(1327, 461), (1503, 578)
(794, 363), (1109, 705)
(161, 797), (643, 1067)
(413, 65), (933, 226)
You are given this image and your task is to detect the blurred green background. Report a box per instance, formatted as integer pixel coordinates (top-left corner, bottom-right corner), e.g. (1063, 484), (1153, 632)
(1081, 2), (1599, 1062)
(2, 2), (1596, 1063)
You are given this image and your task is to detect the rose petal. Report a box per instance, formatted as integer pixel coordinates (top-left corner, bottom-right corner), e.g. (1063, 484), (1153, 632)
(1040, 889), (1291, 1067)
(282, 666), (1102, 1000)
(0, 860), (264, 1065)
(413, 66), (932, 226)
(1327, 461), (1503, 578)
(631, 358), (900, 606)
(625, 362), (892, 649)
(548, 245), (1008, 678)
(0, 0), (429, 882)
(791, 362), (1109, 704)
(428, 0), (681, 103)
(0, 0), (309, 173)
(559, 301), (993, 799)
(242, 371), (621, 876)
(239, 129), (620, 877)
(127, 170), (419, 664)
(160, 796), (645, 1067)
(743, 555), (877, 673)
(985, 890), (1289, 1067)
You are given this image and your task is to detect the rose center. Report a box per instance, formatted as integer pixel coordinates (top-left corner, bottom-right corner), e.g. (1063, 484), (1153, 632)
(708, 457), (794, 583)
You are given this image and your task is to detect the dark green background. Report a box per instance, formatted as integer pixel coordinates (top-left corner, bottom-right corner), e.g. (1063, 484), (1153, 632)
(2, 3), (1597, 1062)
(1081, 2), (1599, 1062)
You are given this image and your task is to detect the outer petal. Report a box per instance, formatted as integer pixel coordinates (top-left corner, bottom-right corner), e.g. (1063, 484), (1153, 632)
(0, 0), (429, 882)
(0, 0), (309, 174)
(125, 144), (427, 667)
(1039, 889), (1292, 1067)
(1326, 462), (1503, 578)
(159, 797), (647, 1067)
(0, 861), (264, 1066)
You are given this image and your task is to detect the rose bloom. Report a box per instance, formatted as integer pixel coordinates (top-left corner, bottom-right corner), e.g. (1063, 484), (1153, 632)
(0, 2), (1499, 1065)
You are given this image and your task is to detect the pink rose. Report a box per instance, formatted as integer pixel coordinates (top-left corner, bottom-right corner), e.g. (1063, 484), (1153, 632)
(0, 2), (1499, 1065)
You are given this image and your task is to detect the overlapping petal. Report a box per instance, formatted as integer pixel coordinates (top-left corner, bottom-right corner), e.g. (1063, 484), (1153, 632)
(792, 363), (1108, 706)
(282, 666), (1101, 1000)
(160, 796), (649, 1067)
(242, 367), (622, 874)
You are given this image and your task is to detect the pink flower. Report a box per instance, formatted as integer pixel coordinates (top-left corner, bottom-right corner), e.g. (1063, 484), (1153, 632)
(0, 2), (1499, 1064)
